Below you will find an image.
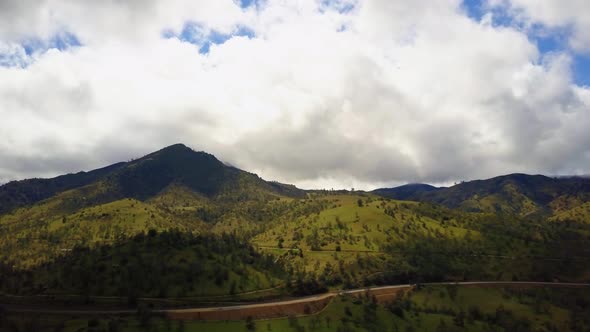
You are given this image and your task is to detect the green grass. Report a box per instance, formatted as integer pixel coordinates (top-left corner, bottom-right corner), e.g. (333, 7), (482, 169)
(550, 201), (590, 223)
(251, 193), (492, 283)
(2, 188), (590, 299)
(254, 194), (484, 251)
(411, 285), (574, 330)
(7, 286), (588, 332)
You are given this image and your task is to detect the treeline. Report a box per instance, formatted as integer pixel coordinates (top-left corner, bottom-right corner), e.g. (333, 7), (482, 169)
(0, 230), (284, 300)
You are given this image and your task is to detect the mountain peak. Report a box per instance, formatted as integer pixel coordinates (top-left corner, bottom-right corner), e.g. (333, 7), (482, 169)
(148, 143), (194, 156)
(138, 143), (219, 164)
(159, 143), (191, 151)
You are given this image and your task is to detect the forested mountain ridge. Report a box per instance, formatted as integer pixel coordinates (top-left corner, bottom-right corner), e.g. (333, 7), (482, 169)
(108, 143), (305, 200)
(0, 162), (126, 215)
(0, 144), (304, 215)
(373, 183), (440, 201)
(1, 144), (589, 304)
(373, 173), (590, 217)
(0, 144), (305, 269)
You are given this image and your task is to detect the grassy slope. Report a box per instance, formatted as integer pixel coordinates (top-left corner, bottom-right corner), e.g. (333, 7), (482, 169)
(550, 201), (590, 223)
(1, 231), (283, 298)
(0, 176), (300, 269)
(252, 193), (485, 279)
(0, 183), (206, 269)
(254, 194), (477, 250)
(253, 192), (590, 285)
(411, 286), (571, 330)
(376, 174), (590, 218)
(9, 286), (589, 332)
(2, 188), (590, 299)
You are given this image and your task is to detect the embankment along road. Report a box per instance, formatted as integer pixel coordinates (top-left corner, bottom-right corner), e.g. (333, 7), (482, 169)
(4, 282), (590, 320)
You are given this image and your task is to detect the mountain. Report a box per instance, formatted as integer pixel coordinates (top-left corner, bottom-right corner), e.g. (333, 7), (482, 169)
(1, 146), (590, 304)
(105, 143), (305, 200)
(372, 183), (440, 200)
(0, 144), (304, 215)
(0, 144), (305, 268)
(373, 173), (590, 217)
(0, 162), (126, 215)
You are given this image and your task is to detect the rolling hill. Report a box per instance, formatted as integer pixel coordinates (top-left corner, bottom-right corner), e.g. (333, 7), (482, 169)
(372, 183), (440, 201)
(0, 144), (305, 269)
(1, 144), (589, 304)
(373, 174), (590, 217)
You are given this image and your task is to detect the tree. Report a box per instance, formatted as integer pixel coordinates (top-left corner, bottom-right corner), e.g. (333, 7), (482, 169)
(357, 199), (364, 207)
(436, 318), (448, 332)
(453, 310), (465, 327)
(468, 305), (483, 321)
(447, 284), (458, 302)
(229, 280), (237, 295)
(87, 318), (100, 328)
(176, 320), (185, 332)
(108, 319), (120, 332)
(246, 316), (256, 331)
(137, 303), (152, 329)
(344, 306), (352, 316)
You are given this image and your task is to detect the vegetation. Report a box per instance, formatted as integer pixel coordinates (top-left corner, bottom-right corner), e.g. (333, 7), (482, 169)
(1, 144), (590, 330)
(0, 230), (283, 298)
(2, 286), (589, 331)
(373, 173), (590, 217)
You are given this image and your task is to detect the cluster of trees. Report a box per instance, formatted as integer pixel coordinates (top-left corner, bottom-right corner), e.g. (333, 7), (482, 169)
(0, 229), (285, 300)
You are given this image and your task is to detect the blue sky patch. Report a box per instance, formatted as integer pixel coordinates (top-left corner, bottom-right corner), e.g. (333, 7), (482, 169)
(0, 31), (81, 68)
(0, 48), (27, 68)
(573, 55), (590, 87)
(163, 22), (255, 54)
(462, 0), (525, 29)
(237, 0), (255, 8)
(532, 25), (570, 55)
(461, 0), (484, 21)
(22, 31), (81, 55)
(319, 0), (356, 14)
(235, 0), (266, 10)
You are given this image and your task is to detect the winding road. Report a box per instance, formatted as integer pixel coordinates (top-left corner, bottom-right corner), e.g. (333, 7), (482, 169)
(4, 281), (590, 320)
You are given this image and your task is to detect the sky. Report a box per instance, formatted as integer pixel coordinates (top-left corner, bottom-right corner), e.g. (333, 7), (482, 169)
(0, 0), (589, 190)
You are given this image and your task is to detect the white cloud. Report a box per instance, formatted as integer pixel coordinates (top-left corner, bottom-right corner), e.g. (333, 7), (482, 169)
(0, 0), (589, 189)
(488, 0), (590, 53)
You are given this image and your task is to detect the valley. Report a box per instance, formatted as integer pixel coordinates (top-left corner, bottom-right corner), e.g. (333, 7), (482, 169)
(1, 144), (590, 331)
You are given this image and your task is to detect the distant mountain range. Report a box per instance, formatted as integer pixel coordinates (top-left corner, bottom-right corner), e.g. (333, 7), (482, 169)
(2, 143), (590, 299)
(373, 173), (590, 218)
(3, 144), (590, 220)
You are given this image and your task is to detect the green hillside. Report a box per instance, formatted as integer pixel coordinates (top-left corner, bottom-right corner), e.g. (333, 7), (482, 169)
(0, 162), (126, 215)
(374, 174), (590, 217)
(3, 286), (589, 332)
(0, 144), (590, 327)
(1, 230), (283, 298)
(0, 144), (305, 269)
(550, 201), (590, 224)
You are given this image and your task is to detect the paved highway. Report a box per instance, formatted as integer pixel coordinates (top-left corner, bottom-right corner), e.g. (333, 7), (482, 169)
(4, 281), (590, 316)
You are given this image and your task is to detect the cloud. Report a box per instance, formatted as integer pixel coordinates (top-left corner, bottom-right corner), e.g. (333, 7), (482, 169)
(0, 0), (589, 189)
(487, 0), (590, 53)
